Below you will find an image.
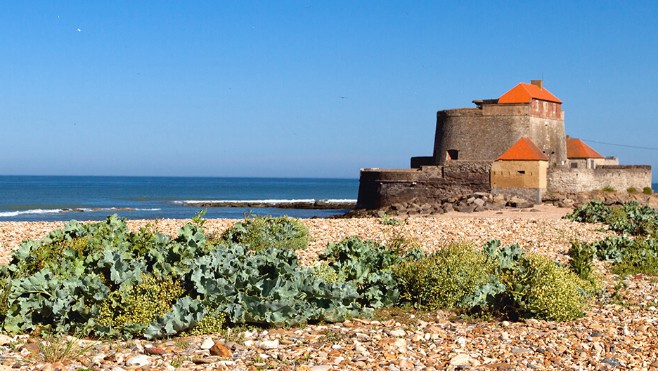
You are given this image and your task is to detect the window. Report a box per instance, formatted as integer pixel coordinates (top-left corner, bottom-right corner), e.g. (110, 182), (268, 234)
(517, 170), (526, 175)
(571, 163), (579, 169)
(447, 149), (459, 160)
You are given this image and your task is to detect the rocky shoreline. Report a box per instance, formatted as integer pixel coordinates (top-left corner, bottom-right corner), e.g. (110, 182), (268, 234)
(179, 200), (356, 210)
(0, 210), (657, 369)
(346, 191), (658, 218)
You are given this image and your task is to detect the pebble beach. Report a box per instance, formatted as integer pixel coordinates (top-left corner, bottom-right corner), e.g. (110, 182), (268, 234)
(1, 206), (658, 370)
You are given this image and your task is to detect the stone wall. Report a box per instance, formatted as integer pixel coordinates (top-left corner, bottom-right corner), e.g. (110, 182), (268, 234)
(357, 162), (491, 209)
(433, 103), (566, 167)
(547, 166), (652, 193)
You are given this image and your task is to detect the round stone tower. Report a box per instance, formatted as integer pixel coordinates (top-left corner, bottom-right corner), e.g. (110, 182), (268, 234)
(432, 80), (567, 168)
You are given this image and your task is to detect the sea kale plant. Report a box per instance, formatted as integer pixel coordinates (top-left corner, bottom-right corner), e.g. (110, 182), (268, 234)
(220, 215), (309, 251)
(316, 237), (424, 308)
(0, 215), (359, 339)
(567, 201), (658, 275)
(566, 201), (658, 238)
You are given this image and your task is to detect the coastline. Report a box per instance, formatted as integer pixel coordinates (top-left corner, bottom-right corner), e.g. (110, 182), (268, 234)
(1, 207), (657, 369)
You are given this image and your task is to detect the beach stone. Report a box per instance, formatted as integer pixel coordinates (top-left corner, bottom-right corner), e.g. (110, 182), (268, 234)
(601, 357), (621, 368)
(258, 339), (279, 349)
(200, 337), (215, 349)
(449, 353), (472, 366)
(144, 345), (166, 355)
(457, 204), (476, 213)
(210, 342), (232, 358)
(125, 354), (151, 367)
(21, 342), (39, 355)
(511, 347), (532, 354)
(0, 334), (12, 346)
(388, 329), (406, 337)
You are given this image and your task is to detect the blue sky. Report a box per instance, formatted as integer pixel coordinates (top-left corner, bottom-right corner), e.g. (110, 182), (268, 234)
(1, 1), (657, 180)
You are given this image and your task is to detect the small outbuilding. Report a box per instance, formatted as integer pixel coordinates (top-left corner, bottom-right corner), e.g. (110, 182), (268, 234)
(566, 137), (617, 169)
(491, 137), (549, 203)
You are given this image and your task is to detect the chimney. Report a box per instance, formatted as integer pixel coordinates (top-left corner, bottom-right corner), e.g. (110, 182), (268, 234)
(531, 80), (543, 89)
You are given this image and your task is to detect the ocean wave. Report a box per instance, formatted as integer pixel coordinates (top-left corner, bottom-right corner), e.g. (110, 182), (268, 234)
(0, 207), (161, 218)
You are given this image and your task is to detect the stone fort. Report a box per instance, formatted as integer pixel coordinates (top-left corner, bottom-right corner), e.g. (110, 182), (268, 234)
(357, 80), (652, 209)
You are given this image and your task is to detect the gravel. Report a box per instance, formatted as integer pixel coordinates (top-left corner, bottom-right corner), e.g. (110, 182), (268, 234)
(1, 206), (657, 370)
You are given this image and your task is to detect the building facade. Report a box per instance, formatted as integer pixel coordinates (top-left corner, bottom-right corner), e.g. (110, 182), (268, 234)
(357, 81), (652, 209)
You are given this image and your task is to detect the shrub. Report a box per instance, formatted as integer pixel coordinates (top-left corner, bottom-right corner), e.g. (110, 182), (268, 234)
(95, 274), (185, 338)
(395, 244), (493, 310)
(643, 187), (654, 195)
(220, 215), (309, 251)
(184, 308), (226, 336)
(478, 241), (592, 321)
(627, 187), (638, 194)
(602, 186), (616, 192)
(522, 255), (589, 321)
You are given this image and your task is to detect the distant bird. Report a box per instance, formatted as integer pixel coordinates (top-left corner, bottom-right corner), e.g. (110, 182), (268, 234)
(76, 28), (81, 32)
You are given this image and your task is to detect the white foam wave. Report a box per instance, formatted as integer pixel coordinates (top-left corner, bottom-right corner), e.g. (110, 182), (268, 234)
(0, 207), (161, 218)
(0, 209), (64, 218)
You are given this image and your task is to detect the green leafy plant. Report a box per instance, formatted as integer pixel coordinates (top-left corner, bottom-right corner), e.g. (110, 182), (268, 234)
(565, 201), (611, 224)
(318, 237), (424, 308)
(566, 201), (658, 238)
(568, 240), (597, 281)
(380, 214), (402, 226)
(0, 214), (363, 339)
(220, 215), (309, 251)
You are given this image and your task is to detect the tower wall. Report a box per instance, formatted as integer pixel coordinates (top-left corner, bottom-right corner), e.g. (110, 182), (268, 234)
(433, 103), (566, 167)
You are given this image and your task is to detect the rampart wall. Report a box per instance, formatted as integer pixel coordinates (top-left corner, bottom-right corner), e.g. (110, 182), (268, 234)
(357, 162), (491, 209)
(547, 166), (652, 193)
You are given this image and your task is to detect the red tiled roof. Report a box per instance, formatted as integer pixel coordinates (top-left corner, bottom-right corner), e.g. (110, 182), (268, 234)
(498, 83), (562, 104)
(497, 137), (549, 161)
(567, 138), (604, 159)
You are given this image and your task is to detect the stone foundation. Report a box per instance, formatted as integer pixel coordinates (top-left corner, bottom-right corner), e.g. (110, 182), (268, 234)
(357, 162), (491, 210)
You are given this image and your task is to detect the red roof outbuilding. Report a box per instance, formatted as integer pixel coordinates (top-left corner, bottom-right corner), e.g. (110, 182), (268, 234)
(497, 137), (549, 161)
(566, 138), (604, 159)
(498, 83), (562, 104)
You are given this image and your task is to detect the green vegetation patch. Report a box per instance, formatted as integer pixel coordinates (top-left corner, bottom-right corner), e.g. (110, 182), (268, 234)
(567, 201), (658, 276)
(0, 213), (601, 340)
(220, 215), (309, 251)
(396, 241), (593, 321)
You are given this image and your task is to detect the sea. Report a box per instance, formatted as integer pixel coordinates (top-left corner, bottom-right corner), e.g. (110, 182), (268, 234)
(0, 176), (359, 222)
